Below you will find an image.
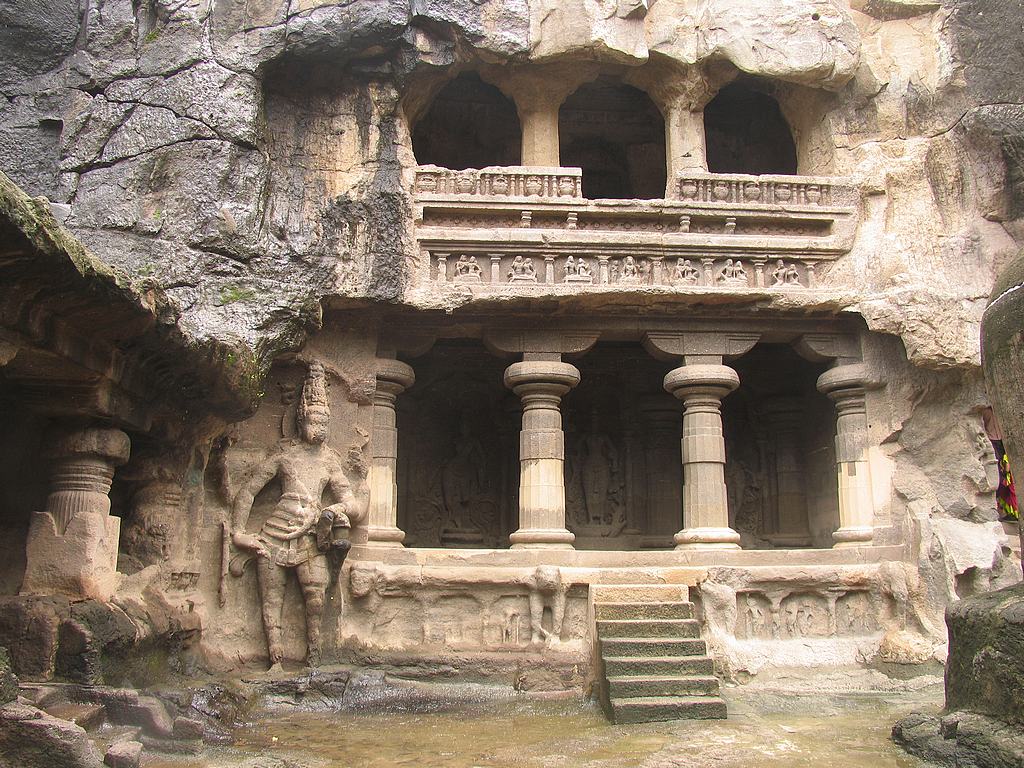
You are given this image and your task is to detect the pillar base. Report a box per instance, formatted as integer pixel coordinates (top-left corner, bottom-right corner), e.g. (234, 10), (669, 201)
(763, 533), (813, 548)
(509, 528), (576, 549)
(362, 526), (406, 547)
(832, 526), (873, 548)
(673, 526), (741, 550)
(21, 510), (121, 601)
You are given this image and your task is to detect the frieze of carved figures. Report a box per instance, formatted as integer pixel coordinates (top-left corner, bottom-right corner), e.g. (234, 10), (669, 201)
(347, 564), (580, 648)
(716, 259), (748, 286)
(508, 255), (538, 283)
(227, 361), (368, 670)
(429, 252), (803, 290)
(737, 588), (886, 640)
(770, 259), (802, 288)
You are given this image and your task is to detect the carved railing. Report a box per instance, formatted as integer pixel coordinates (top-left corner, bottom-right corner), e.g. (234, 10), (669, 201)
(674, 173), (858, 208)
(414, 165), (582, 200)
(411, 167), (862, 296)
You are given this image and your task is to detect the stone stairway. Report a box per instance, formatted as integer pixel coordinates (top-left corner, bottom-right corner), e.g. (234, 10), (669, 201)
(594, 584), (727, 724)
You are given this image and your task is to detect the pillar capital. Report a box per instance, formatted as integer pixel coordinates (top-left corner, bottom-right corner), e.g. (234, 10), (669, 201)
(816, 362), (868, 399)
(374, 358), (415, 396)
(664, 363), (740, 400)
(48, 427), (131, 466)
(504, 360), (581, 396)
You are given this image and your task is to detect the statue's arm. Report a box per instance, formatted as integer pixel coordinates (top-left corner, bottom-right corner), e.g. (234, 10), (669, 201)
(327, 468), (367, 527)
(230, 460), (278, 553)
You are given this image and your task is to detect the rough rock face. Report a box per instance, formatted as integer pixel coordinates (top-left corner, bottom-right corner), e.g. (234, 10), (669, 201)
(945, 582), (1024, 725)
(892, 582), (1024, 767)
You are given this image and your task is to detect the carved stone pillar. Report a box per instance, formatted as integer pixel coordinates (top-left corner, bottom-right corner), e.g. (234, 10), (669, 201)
(21, 427), (130, 601)
(762, 397), (811, 547)
(505, 360), (580, 549)
(817, 364), (874, 547)
(664, 364), (741, 549)
(665, 99), (707, 182)
(518, 91), (562, 166)
(365, 359), (415, 547)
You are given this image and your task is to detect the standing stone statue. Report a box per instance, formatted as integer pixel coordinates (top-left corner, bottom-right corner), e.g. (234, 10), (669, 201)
(230, 361), (366, 670)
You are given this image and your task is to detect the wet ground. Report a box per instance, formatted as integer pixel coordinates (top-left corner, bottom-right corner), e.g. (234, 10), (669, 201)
(144, 678), (943, 768)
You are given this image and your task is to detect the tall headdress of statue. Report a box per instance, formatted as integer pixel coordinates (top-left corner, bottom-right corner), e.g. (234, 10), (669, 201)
(297, 360), (330, 426)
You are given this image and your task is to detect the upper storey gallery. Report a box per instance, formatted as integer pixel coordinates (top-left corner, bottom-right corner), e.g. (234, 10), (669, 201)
(403, 61), (862, 296)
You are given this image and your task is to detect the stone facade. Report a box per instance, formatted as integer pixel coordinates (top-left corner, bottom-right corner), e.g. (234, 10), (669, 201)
(0, 0), (1022, 693)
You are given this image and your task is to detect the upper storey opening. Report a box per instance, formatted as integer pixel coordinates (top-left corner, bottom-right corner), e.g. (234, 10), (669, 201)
(412, 73), (522, 169)
(558, 78), (667, 199)
(704, 82), (798, 175)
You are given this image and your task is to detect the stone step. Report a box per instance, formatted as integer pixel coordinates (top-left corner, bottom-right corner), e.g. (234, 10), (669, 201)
(595, 601), (693, 621)
(603, 655), (715, 677)
(610, 696), (728, 724)
(607, 675), (722, 698)
(601, 637), (707, 658)
(591, 584), (690, 603)
(43, 702), (107, 731)
(597, 618), (702, 639)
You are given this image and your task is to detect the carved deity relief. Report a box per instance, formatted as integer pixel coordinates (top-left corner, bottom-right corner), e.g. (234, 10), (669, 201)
(770, 259), (802, 288)
(439, 417), (496, 545)
(399, 366), (507, 548)
(716, 258), (748, 286)
(508, 255), (538, 282)
(672, 258), (700, 285)
(564, 255), (594, 283)
(228, 361), (368, 670)
(453, 254), (483, 283)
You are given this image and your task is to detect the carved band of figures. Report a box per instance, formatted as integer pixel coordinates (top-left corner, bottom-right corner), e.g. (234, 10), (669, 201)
(735, 588), (888, 641)
(432, 252), (812, 289)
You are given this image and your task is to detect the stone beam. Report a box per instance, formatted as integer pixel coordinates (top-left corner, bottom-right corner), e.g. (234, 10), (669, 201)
(642, 331), (760, 364)
(483, 329), (599, 359)
(792, 333), (861, 365)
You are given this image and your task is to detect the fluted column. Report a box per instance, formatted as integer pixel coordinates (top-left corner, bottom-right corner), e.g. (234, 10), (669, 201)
(21, 427), (130, 600)
(817, 364), (874, 547)
(664, 364), (741, 549)
(505, 360), (579, 549)
(365, 359), (415, 547)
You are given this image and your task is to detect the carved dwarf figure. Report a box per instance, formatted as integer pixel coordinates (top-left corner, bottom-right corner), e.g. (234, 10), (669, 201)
(230, 361), (365, 670)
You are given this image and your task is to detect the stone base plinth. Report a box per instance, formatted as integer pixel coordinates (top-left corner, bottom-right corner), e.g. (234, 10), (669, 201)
(21, 511), (121, 601)
(673, 527), (741, 550)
